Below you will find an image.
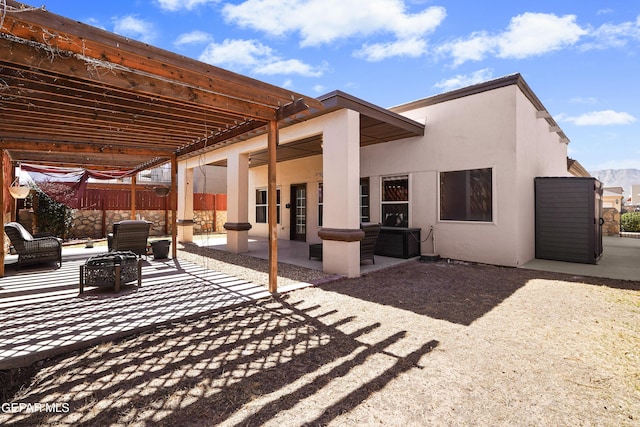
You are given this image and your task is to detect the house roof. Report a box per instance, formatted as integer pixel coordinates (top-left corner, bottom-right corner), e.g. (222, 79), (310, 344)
(0, 1), (322, 174)
(567, 158), (591, 177)
(212, 90), (426, 168)
(390, 73), (570, 145)
(603, 189), (624, 198)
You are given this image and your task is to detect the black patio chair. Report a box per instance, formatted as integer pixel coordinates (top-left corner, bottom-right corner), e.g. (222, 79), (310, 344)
(360, 223), (381, 264)
(4, 222), (62, 268)
(107, 220), (151, 257)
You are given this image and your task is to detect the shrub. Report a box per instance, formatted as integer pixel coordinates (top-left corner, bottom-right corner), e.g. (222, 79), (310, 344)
(620, 212), (640, 232)
(31, 188), (73, 239)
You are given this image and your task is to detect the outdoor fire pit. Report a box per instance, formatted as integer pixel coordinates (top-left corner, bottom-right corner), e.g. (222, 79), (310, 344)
(79, 251), (142, 293)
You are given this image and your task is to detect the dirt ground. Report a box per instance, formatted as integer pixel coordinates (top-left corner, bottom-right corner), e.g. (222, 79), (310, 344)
(1, 260), (638, 426)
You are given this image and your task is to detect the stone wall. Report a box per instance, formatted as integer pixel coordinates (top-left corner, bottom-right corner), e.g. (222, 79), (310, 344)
(46, 209), (225, 239)
(69, 210), (174, 238)
(602, 207), (620, 236)
(193, 210), (227, 235)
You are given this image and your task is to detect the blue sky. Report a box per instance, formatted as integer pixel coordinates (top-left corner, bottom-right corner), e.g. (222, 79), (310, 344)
(38, 0), (640, 172)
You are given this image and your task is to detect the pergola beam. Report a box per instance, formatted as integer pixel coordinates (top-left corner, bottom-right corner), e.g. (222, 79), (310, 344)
(0, 38), (279, 122)
(0, 140), (174, 158)
(3, 0), (324, 110)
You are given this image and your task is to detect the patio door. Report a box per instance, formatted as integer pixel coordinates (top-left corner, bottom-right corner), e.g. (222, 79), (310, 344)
(290, 184), (307, 242)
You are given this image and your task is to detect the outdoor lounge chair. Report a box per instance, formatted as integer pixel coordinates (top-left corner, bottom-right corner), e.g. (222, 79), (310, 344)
(107, 220), (151, 257)
(360, 222), (381, 264)
(4, 222), (62, 268)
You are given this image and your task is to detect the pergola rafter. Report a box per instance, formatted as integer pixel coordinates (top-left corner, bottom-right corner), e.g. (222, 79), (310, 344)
(0, 1), (322, 285)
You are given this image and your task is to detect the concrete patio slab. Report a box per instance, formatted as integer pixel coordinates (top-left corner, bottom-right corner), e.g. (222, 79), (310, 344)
(521, 236), (640, 282)
(189, 234), (416, 275)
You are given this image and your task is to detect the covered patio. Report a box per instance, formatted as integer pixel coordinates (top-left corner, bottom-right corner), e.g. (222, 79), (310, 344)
(0, 1), (322, 292)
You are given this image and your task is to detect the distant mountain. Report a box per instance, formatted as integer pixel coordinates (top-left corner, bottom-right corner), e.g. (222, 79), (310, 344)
(590, 169), (640, 197)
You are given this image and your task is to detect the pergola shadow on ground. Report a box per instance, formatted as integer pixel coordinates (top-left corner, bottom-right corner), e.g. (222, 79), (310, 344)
(0, 247), (301, 371)
(0, 234), (414, 371)
(0, 293), (438, 426)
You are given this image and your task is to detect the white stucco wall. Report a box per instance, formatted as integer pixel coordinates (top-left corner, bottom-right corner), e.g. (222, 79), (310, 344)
(513, 88), (570, 265)
(249, 155), (324, 244)
(193, 165), (227, 194)
(363, 85), (520, 266)
(182, 79), (570, 268)
(362, 84), (568, 266)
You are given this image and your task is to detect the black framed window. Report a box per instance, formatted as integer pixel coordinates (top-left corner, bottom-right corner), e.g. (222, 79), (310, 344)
(318, 182), (323, 226)
(255, 188), (281, 223)
(360, 177), (370, 223)
(440, 168), (492, 222)
(381, 175), (409, 227)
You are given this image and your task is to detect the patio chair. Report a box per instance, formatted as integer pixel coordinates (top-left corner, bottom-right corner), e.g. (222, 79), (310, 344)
(107, 220), (151, 257)
(4, 222), (62, 268)
(360, 223), (381, 264)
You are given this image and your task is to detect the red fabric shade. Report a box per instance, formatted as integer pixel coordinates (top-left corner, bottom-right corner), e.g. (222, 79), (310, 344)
(21, 164), (139, 209)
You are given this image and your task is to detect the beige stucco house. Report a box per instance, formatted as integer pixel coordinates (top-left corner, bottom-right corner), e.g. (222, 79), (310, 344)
(603, 187), (624, 212)
(177, 73), (573, 277)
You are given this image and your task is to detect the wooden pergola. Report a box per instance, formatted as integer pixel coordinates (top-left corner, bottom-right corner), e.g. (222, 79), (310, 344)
(0, 1), (323, 289)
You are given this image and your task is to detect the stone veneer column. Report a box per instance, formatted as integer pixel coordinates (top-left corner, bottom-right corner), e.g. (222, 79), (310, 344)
(177, 164), (194, 242)
(224, 152), (251, 253)
(319, 109), (362, 277)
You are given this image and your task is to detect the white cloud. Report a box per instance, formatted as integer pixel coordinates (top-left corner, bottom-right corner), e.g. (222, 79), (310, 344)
(112, 15), (156, 44)
(199, 39), (272, 68)
(557, 110), (637, 126)
(497, 13), (586, 58)
(440, 31), (494, 66)
(174, 31), (214, 47)
(355, 37), (428, 61)
(259, 59), (325, 77)
(155, 0), (218, 12)
(582, 16), (640, 50)
(312, 84), (327, 94)
(222, 0), (446, 50)
(441, 13), (587, 66)
(433, 69), (494, 91)
(198, 39), (325, 77)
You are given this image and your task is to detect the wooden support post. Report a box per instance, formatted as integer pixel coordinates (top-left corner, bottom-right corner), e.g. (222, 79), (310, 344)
(10, 162), (16, 222)
(0, 150), (5, 277)
(130, 175), (137, 220)
(171, 155), (178, 258)
(268, 120), (278, 294)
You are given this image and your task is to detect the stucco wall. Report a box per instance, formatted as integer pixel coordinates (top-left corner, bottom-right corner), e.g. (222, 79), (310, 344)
(244, 84), (569, 267)
(249, 155), (324, 244)
(362, 85), (522, 266)
(513, 87), (570, 264)
(192, 81), (570, 268)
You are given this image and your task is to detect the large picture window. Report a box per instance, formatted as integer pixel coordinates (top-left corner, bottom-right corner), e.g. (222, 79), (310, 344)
(255, 187), (281, 224)
(381, 175), (409, 227)
(440, 168), (493, 222)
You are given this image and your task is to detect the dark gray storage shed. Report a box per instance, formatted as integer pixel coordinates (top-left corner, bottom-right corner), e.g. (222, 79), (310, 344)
(535, 177), (603, 264)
